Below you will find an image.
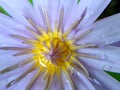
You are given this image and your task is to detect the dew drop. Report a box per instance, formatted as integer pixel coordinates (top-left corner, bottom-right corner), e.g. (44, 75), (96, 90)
(11, 81), (16, 85)
(104, 65), (112, 71)
(93, 79), (101, 85)
(77, 71), (80, 76)
(81, 42), (87, 45)
(27, 72), (33, 76)
(91, 11), (94, 14)
(84, 9), (94, 19)
(105, 41), (110, 44)
(102, 35), (111, 45)
(7, 80), (16, 88)
(100, 53), (107, 60)
(66, 79), (70, 84)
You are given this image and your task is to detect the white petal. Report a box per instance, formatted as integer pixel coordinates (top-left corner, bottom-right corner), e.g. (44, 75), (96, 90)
(78, 0), (111, 29)
(42, 0), (61, 30)
(80, 46), (120, 64)
(61, 0), (86, 31)
(0, 0), (46, 28)
(90, 79), (107, 90)
(0, 50), (32, 70)
(32, 0), (49, 28)
(6, 69), (36, 90)
(0, 14), (36, 47)
(0, 74), (21, 89)
(63, 0), (111, 31)
(50, 74), (62, 90)
(0, 0), (31, 26)
(0, 13), (32, 36)
(62, 72), (72, 90)
(89, 69), (120, 90)
(72, 70), (95, 90)
(31, 69), (47, 90)
(79, 13), (120, 45)
(79, 46), (120, 73)
(0, 13), (21, 29)
(0, 25), (33, 47)
(0, 35), (22, 47)
(0, 62), (33, 82)
(33, 0), (86, 31)
(0, 0), (32, 15)
(80, 57), (120, 73)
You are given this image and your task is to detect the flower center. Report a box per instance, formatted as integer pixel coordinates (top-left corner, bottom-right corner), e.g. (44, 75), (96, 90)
(32, 31), (73, 74)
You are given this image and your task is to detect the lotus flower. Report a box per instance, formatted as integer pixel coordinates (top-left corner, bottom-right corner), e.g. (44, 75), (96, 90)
(0, 0), (120, 90)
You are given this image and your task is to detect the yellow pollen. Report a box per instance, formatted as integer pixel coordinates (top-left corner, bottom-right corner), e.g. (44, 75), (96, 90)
(32, 30), (74, 74)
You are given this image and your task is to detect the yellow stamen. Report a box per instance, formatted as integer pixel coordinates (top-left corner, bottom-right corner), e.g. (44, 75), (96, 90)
(71, 44), (97, 50)
(73, 30), (92, 41)
(10, 34), (37, 44)
(26, 66), (44, 90)
(13, 50), (33, 56)
(26, 26), (39, 38)
(6, 63), (36, 88)
(64, 68), (75, 90)
(43, 8), (52, 32)
(58, 7), (64, 31)
(0, 58), (33, 74)
(63, 18), (82, 38)
(70, 56), (89, 76)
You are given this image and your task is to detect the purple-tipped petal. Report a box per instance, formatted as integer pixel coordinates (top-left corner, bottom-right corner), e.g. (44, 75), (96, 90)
(79, 46), (120, 73)
(79, 13), (120, 45)
(78, 0), (111, 29)
(89, 69), (120, 90)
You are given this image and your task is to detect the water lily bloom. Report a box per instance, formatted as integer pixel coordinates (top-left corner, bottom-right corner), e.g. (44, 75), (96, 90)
(0, 0), (120, 90)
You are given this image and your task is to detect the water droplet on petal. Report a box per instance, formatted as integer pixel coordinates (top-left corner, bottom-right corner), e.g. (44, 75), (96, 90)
(93, 79), (101, 85)
(102, 35), (107, 44)
(84, 8), (94, 19)
(27, 72), (33, 76)
(7, 80), (16, 87)
(11, 81), (16, 85)
(102, 34), (111, 45)
(91, 11), (94, 14)
(100, 53), (107, 60)
(77, 71), (80, 76)
(81, 42), (86, 45)
(66, 79), (70, 83)
(104, 65), (112, 71)
(105, 41), (110, 44)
